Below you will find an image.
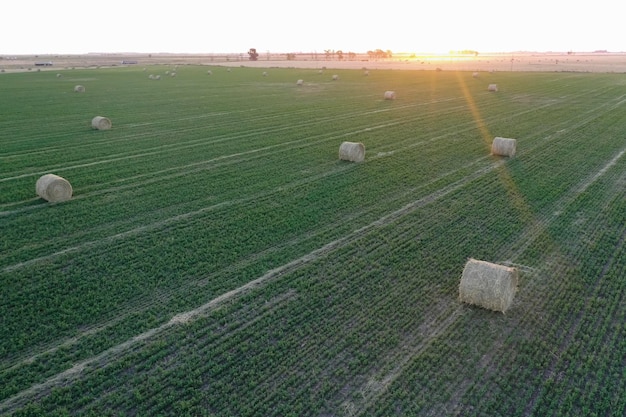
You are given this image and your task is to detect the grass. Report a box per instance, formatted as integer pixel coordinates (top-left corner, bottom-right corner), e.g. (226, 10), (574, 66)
(1, 65), (625, 416)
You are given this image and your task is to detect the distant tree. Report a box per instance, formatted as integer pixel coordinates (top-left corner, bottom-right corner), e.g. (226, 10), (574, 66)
(248, 48), (259, 61)
(336, 50), (344, 61)
(286, 53), (296, 60)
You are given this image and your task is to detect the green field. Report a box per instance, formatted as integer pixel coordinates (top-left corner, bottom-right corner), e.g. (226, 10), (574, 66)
(1, 65), (624, 416)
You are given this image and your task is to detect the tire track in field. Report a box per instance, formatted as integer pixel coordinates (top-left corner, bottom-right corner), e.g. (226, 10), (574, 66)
(425, 151), (626, 416)
(1, 151), (493, 373)
(0, 89), (549, 213)
(0, 157), (504, 414)
(0, 89), (580, 267)
(506, 145), (625, 262)
(0, 95), (458, 178)
(329, 130), (626, 416)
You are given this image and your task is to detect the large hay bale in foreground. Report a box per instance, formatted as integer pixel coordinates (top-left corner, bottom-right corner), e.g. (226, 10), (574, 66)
(339, 141), (365, 162)
(74, 85), (85, 93)
(384, 91), (396, 100)
(491, 137), (517, 157)
(91, 116), (112, 130)
(459, 258), (518, 313)
(36, 174), (73, 202)
(488, 83), (498, 92)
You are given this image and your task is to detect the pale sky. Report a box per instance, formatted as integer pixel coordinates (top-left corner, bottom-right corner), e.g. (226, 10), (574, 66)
(3, 0), (623, 55)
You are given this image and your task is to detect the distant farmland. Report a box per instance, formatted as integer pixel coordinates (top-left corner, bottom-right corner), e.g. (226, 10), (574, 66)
(1, 65), (624, 416)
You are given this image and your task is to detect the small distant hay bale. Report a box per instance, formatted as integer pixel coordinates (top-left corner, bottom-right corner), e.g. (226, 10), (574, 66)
(165, 70), (169, 75)
(364, 70), (369, 76)
(339, 141), (365, 162)
(56, 73), (62, 78)
(472, 72), (479, 78)
(148, 74), (154, 79)
(488, 83), (498, 92)
(459, 258), (518, 313)
(332, 74), (339, 80)
(74, 85), (85, 93)
(154, 75), (161, 80)
(227, 68), (231, 72)
(170, 72), (176, 77)
(91, 116), (112, 130)
(262, 71), (268, 76)
(207, 70), (213, 75)
(384, 91), (396, 100)
(296, 79), (304, 86)
(36, 174), (73, 202)
(491, 137), (517, 157)
(318, 69), (323, 74)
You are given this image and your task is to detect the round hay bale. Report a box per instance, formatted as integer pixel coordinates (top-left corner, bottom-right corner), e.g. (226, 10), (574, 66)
(154, 75), (161, 80)
(332, 74), (339, 80)
(339, 141), (365, 162)
(472, 72), (479, 78)
(488, 83), (498, 92)
(364, 70), (369, 76)
(491, 137), (517, 157)
(262, 71), (268, 76)
(318, 69), (323, 74)
(91, 116), (112, 130)
(56, 73), (62, 78)
(207, 70), (213, 75)
(384, 91), (396, 100)
(296, 79), (304, 86)
(74, 85), (85, 93)
(459, 258), (518, 313)
(165, 70), (169, 75)
(36, 174), (73, 202)
(170, 72), (176, 77)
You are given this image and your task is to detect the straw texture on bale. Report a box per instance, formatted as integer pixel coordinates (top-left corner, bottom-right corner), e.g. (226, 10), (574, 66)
(491, 137), (517, 157)
(36, 174), (73, 202)
(459, 258), (518, 313)
(488, 83), (498, 92)
(91, 116), (112, 130)
(296, 79), (304, 86)
(74, 85), (85, 93)
(338, 141), (365, 162)
(384, 91), (396, 100)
